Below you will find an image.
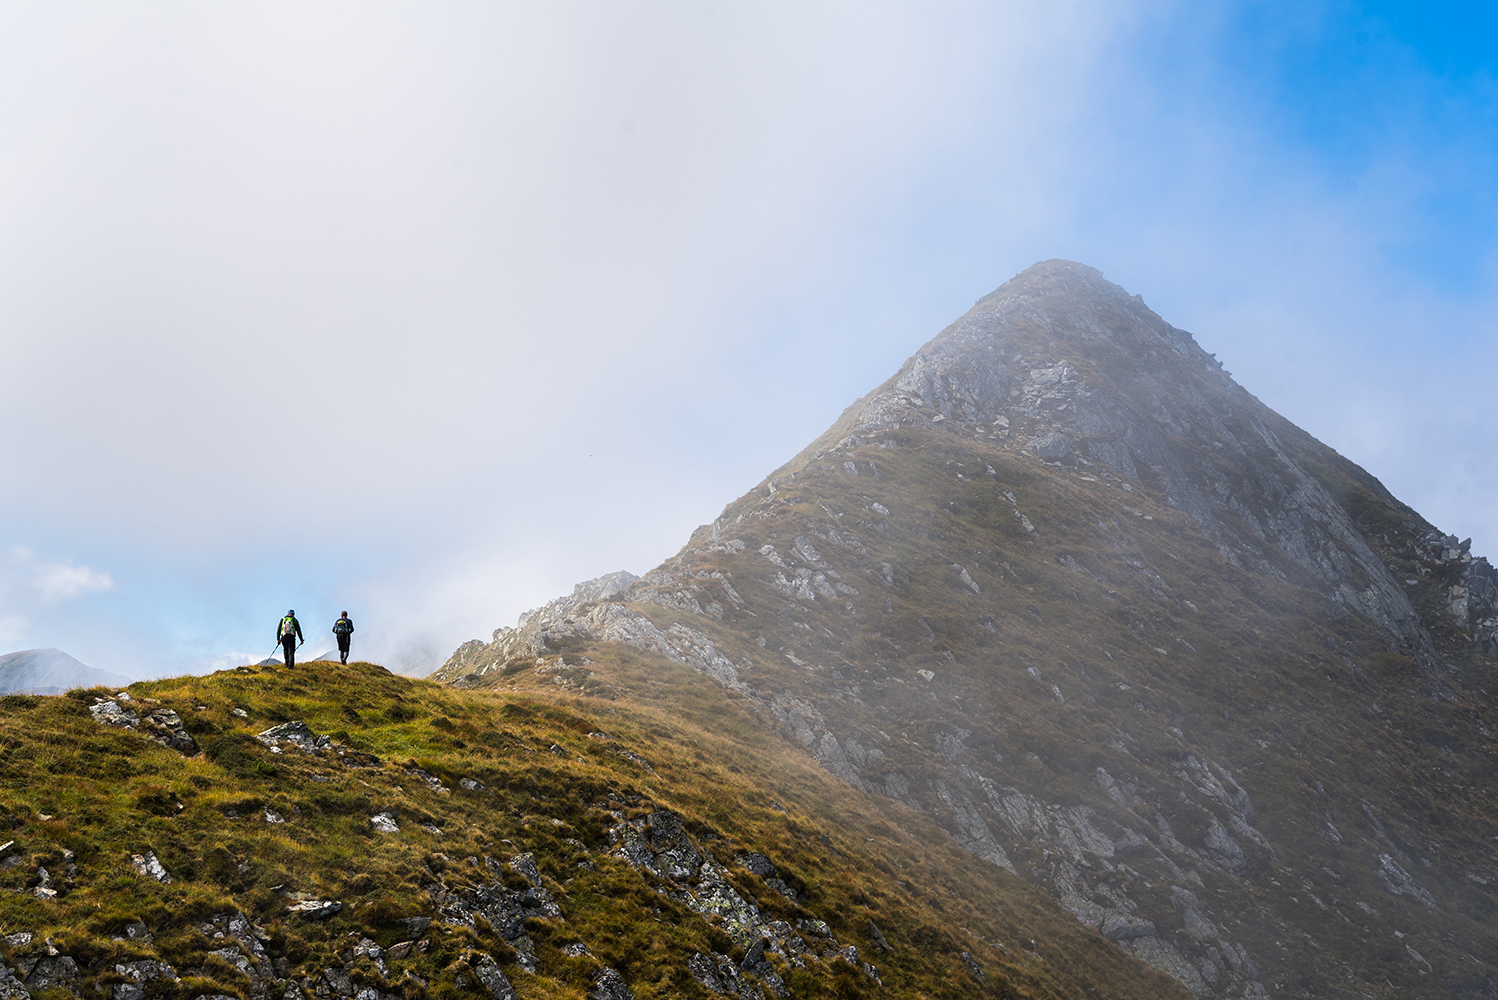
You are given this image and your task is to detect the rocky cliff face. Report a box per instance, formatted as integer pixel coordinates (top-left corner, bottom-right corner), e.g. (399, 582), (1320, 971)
(437, 261), (1498, 1000)
(444, 572), (640, 679)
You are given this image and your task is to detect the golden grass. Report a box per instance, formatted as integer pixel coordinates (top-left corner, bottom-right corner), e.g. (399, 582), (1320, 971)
(0, 659), (1187, 1000)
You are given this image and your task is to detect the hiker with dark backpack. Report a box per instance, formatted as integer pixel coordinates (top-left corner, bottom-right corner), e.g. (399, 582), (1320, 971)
(332, 611), (355, 665)
(278, 610), (304, 667)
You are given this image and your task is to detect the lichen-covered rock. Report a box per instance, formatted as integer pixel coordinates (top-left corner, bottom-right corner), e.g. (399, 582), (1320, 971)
(589, 967), (634, 1000)
(688, 953), (765, 1000)
(192, 911), (275, 997)
(23, 956), (79, 996)
(427, 855), (560, 965)
(256, 721), (330, 752)
(1101, 912), (1156, 941)
(738, 941), (786, 997)
(89, 699), (138, 727)
(0, 962), (29, 1000)
(735, 852), (776, 877)
(1029, 431), (1071, 461)
(1376, 853), (1438, 909)
(131, 852), (170, 883)
(140, 708), (197, 754)
(687, 953), (725, 994)
(509, 852), (541, 886)
(472, 954), (518, 1000)
(286, 900), (342, 920)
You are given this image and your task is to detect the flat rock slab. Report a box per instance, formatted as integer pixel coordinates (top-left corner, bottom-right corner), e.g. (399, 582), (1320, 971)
(256, 721), (331, 751)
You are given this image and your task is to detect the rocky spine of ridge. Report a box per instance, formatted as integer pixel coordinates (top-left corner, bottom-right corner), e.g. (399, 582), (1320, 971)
(442, 572), (641, 681)
(438, 261), (1498, 1000)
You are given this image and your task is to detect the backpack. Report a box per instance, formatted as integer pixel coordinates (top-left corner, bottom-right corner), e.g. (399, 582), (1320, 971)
(334, 619), (351, 636)
(280, 616), (297, 639)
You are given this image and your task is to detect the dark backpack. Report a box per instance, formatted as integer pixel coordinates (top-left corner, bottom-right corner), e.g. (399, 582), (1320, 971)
(334, 619), (352, 636)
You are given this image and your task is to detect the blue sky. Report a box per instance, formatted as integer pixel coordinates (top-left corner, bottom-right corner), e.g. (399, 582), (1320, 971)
(1, 1), (1495, 678)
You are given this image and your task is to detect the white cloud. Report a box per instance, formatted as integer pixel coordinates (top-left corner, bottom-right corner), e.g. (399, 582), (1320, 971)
(34, 562), (114, 601)
(0, 3), (1494, 676)
(0, 548), (115, 654)
(202, 650), (268, 673)
(0, 616), (27, 645)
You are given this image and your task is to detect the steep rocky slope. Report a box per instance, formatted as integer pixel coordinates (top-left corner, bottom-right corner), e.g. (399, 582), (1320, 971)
(437, 261), (1498, 1000)
(0, 660), (1184, 1000)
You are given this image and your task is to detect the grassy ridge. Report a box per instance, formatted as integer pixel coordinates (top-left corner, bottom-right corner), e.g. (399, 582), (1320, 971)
(0, 660), (1186, 1000)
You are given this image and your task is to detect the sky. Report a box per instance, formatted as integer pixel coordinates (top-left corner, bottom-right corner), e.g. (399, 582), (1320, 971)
(2, 1), (1496, 679)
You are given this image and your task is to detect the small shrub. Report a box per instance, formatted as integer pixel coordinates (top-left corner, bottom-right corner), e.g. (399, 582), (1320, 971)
(133, 786), (179, 816)
(201, 733), (266, 778)
(307, 788), (366, 815)
(183, 715), (221, 736)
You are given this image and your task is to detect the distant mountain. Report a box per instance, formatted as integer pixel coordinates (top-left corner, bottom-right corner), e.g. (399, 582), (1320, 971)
(438, 260), (1498, 999)
(0, 647), (131, 694)
(254, 651), (342, 666)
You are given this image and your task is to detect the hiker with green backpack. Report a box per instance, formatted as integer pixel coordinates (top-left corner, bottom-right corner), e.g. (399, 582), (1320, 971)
(332, 611), (355, 665)
(277, 609), (304, 667)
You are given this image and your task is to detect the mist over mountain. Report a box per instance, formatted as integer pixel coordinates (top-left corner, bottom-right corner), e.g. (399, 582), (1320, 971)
(0, 648), (131, 695)
(438, 261), (1498, 999)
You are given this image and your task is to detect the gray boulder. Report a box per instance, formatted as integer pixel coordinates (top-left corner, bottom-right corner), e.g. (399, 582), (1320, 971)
(1028, 431), (1071, 461)
(473, 954), (518, 1000)
(590, 968), (635, 1000)
(256, 722), (331, 752)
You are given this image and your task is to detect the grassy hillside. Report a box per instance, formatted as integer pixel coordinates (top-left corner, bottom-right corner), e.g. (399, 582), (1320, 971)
(0, 660), (1187, 1000)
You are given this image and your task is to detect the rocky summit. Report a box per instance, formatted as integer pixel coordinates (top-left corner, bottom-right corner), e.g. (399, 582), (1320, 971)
(438, 260), (1498, 1000)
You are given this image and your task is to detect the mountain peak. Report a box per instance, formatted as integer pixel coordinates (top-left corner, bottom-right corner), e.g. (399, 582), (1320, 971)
(439, 262), (1498, 999)
(799, 261), (1453, 681)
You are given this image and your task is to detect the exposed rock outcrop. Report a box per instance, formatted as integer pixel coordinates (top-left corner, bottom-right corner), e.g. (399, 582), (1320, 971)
(437, 572), (639, 682)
